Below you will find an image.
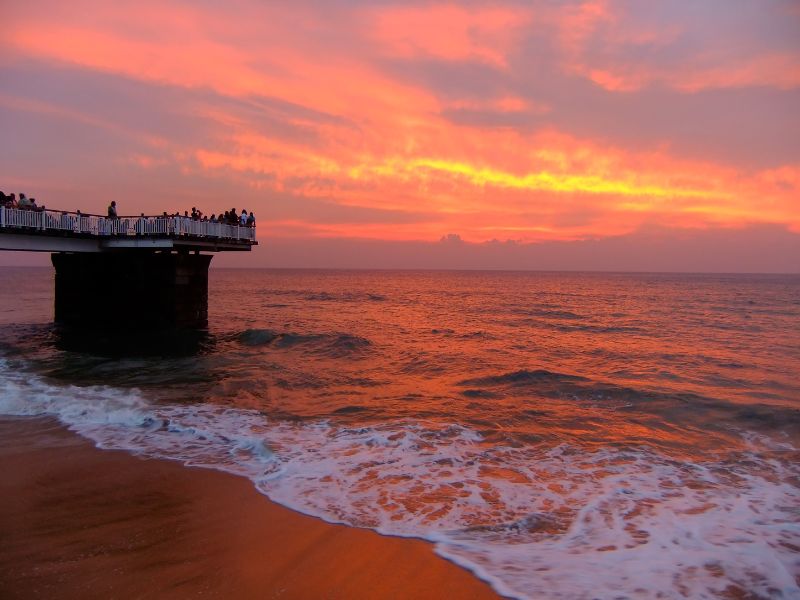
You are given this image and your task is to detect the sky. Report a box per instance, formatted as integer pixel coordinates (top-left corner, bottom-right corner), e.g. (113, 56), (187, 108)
(1, 0), (798, 271)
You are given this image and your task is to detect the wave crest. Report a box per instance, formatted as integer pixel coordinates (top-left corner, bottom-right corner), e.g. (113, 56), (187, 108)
(237, 329), (372, 358)
(459, 369), (587, 387)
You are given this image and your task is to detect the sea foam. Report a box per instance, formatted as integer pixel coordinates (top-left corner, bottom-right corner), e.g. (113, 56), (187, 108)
(1, 360), (798, 599)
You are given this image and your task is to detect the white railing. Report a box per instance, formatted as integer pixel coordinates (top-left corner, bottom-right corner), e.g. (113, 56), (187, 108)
(0, 207), (256, 242)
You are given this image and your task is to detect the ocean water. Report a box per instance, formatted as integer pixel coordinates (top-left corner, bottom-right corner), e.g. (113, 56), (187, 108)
(0, 267), (798, 599)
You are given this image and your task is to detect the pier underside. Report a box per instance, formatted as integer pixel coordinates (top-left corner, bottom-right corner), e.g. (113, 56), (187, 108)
(52, 252), (213, 330)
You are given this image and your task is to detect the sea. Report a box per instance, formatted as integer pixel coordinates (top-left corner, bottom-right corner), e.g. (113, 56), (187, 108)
(0, 267), (798, 599)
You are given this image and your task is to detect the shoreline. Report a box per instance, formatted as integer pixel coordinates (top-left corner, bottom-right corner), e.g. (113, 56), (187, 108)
(0, 417), (501, 599)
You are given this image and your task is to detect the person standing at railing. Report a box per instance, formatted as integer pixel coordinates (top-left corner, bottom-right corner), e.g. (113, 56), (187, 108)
(246, 211), (255, 227)
(106, 201), (118, 236)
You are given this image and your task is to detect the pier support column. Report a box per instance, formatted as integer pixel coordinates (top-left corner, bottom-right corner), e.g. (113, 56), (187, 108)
(51, 252), (213, 329)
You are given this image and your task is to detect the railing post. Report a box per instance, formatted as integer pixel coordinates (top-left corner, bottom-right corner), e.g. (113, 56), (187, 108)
(0, 206), (4, 228)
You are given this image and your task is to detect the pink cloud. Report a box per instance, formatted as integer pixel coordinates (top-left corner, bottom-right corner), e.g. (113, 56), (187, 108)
(549, 1), (800, 92)
(368, 4), (531, 68)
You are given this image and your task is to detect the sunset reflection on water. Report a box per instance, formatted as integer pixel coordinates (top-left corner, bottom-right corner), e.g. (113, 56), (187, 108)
(0, 268), (798, 598)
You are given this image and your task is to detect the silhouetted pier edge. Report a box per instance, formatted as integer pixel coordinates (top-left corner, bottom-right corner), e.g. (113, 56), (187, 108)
(0, 206), (257, 330)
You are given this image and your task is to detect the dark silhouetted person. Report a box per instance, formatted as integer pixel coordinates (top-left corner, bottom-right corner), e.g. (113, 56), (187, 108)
(108, 201), (118, 218)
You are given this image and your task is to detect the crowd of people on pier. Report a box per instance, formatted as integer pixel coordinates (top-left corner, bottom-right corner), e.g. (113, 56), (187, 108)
(125, 205), (257, 236)
(1, 191), (45, 212)
(154, 206), (256, 227)
(2, 191), (256, 241)
(2, 192), (256, 229)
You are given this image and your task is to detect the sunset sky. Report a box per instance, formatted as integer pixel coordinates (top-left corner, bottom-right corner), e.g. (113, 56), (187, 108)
(1, 0), (798, 271)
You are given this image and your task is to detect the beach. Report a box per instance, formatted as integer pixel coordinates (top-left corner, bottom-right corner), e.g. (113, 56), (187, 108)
(0, 417), (499, 599)
(1, 269), (798, 598)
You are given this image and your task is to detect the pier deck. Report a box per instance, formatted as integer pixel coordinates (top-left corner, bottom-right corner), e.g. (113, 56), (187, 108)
(0, 205), (257, 329)
(0, 207), (257, 253)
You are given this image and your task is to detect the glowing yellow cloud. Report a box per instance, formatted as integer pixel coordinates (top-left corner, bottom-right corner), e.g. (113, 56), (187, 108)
(404, 159), (722, 199)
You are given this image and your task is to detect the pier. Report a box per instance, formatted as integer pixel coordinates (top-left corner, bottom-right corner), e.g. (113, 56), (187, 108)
(0, 207), (257, 329)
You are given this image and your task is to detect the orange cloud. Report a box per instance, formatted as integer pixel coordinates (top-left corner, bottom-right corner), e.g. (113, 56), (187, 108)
(190, 118), (798, 240)
(585, 53), (800, 93)
(368, 4), (530, 68)
(444, 96), (550, 115)
(550, 1), (800, 92)
(2, 0), (798, 248)
(5, 3), (437, 121)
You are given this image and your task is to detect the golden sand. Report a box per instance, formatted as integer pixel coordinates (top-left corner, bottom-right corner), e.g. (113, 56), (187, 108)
(0, 418), (500, 599)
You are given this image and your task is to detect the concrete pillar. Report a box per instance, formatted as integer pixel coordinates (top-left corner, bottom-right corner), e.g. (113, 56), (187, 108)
(51, 252), (213, 329)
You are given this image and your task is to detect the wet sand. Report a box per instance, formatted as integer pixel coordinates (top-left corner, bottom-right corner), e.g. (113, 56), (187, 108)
(0, 417), (500, 599)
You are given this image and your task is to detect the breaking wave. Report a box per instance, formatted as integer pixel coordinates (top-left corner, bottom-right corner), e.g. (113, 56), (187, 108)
(1, 360), (798, 600)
